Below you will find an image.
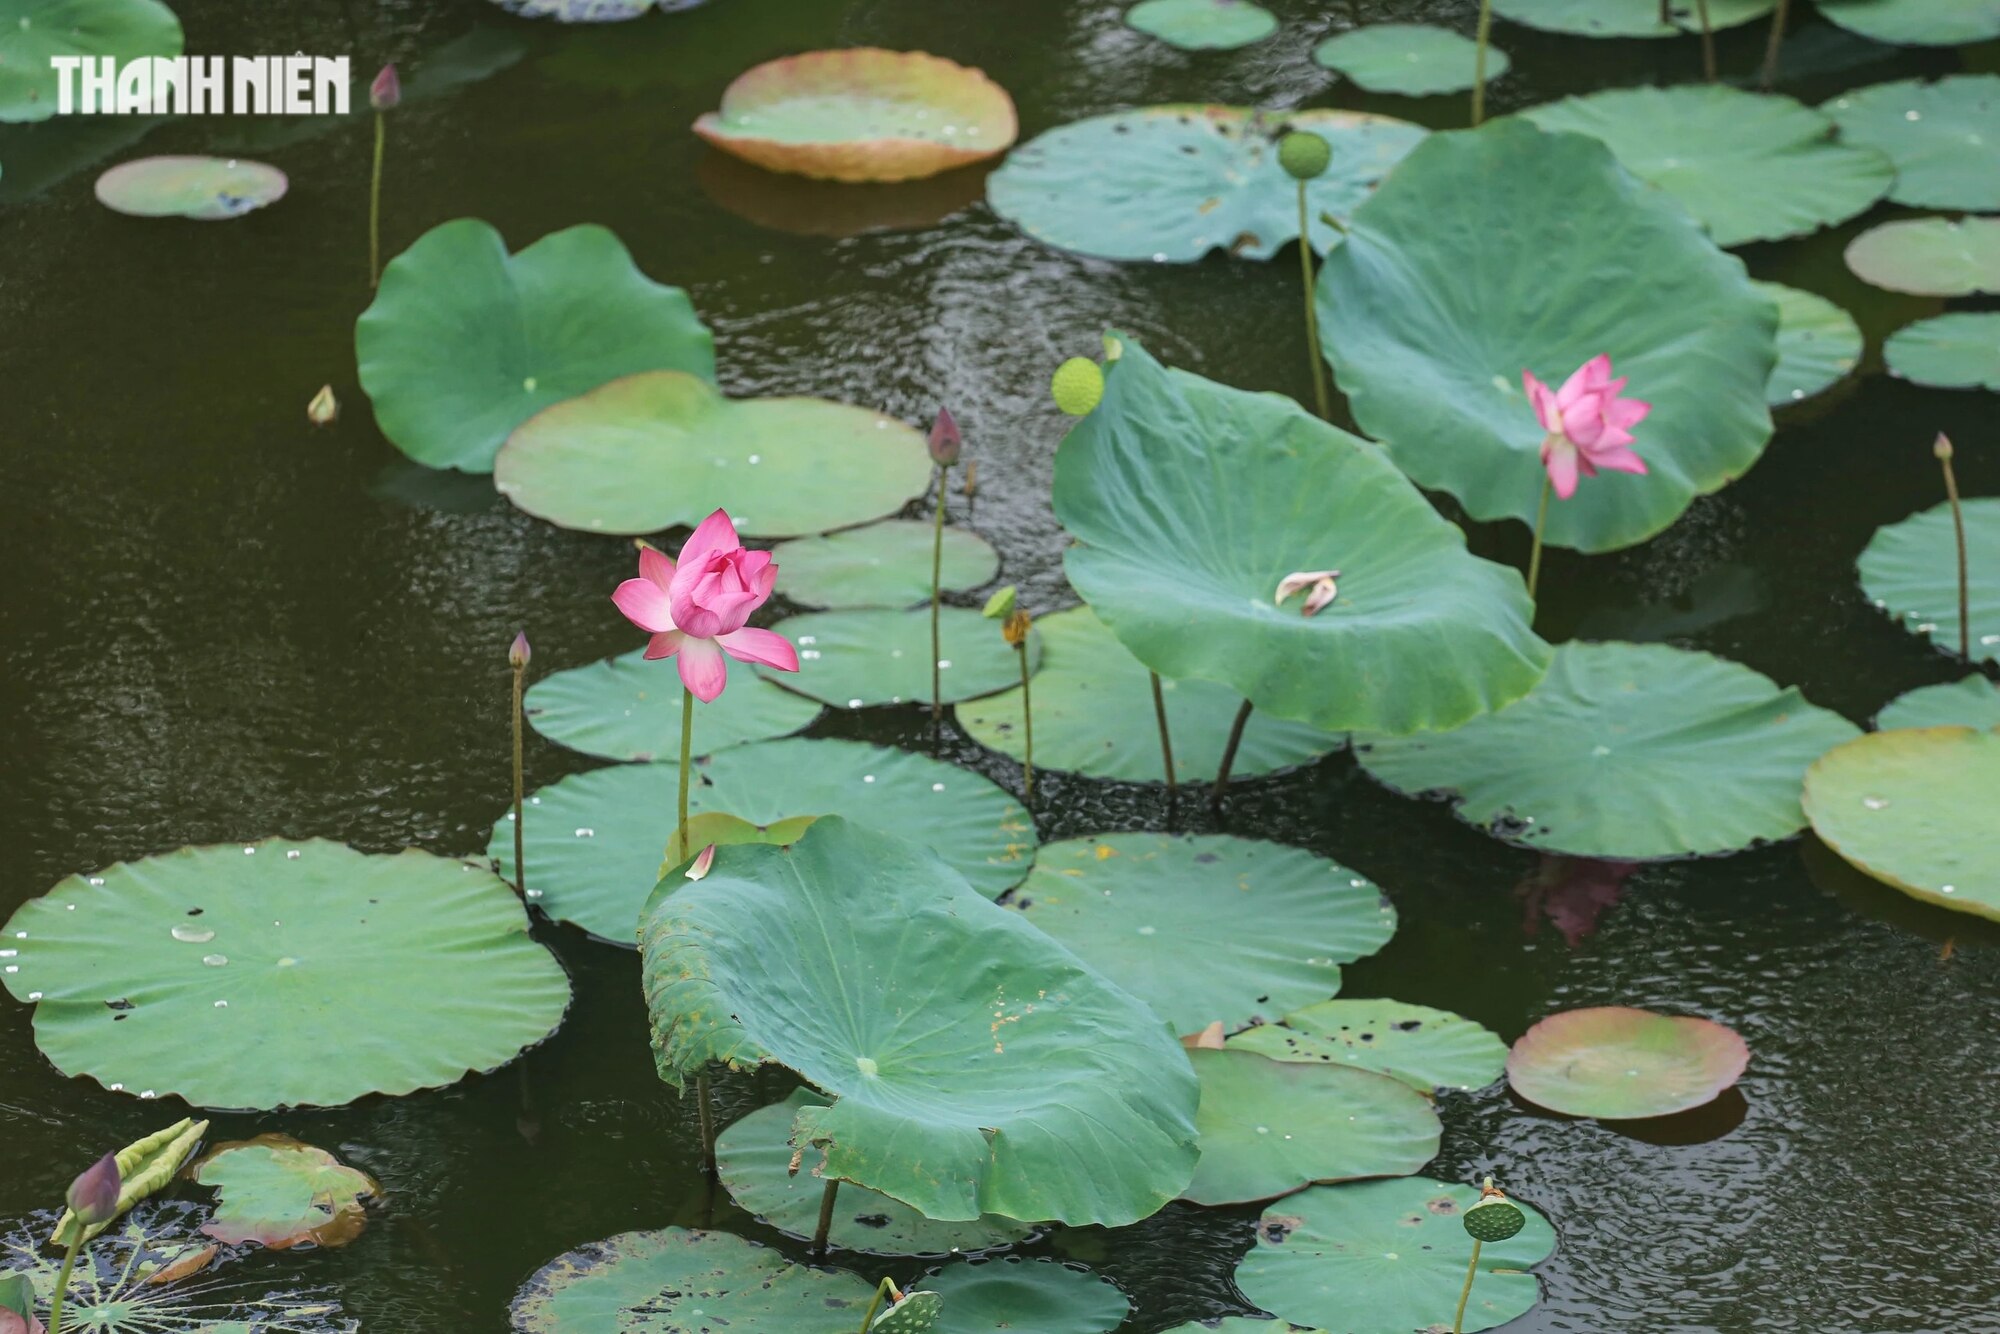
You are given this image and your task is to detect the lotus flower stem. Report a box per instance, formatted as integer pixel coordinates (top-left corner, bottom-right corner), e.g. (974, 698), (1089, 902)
(1472, 0), (1494, 125)
(1451, 1238), (1484, 1334)
(677, 691), (694, 874)
(369, 112), (386, 287)
(1527, 477), (1552, 600)
(696, 1073), (717, 1179)
(1761, 0), (1790, 90)
(811, 1177), (840, 1257)
(858, 1278), (899, 1333)
(1657, 0), (1670, 22)
(46, 1235), (81, 1334)
(1150, 671), (1177, 794)
(1937, 434), (1970, 658)
(1294, 182), (1332, 420)
(931, 471), (947, 721)
(1210, 699), (1255, 808)
(1016, 640), (1035, 801)
(1695, 0), (1716, 81)
(510, 635), (530, 900)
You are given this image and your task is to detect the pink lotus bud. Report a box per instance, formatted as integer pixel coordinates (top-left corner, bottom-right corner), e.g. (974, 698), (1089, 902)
(1275, 570), (1340, 616)
(306, 384), (338, 426)
(370, 64), (401, 111)
(927, 407), (961, 467)
(66, 1152), (121, 1227)
(685, 844), (717, 881)
(1934, 432), (1954, 460)
(509, 631), (532, 670)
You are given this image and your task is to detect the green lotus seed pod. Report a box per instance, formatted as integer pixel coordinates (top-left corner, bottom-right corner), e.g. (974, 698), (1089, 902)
(1051, 357), (1105, 416)
(871, 1290), (943, 1333)
(1463, 1196), (1527, 1243)
(1278, 130), (1331, 181)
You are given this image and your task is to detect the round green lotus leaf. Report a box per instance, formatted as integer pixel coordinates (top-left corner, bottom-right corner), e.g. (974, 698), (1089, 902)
(1826, 77), (2000, 211)
(716, 1089), (1033, 1255)
(1319, 119), (1778, 554)
(1356, 642), (1861, 860)
(772, 520), (1000, 610)
(0, 839), (568, 1109)
(1846, 218), (2000, 296)
(920, 1257), (1128, 1334)
(1225, 999), (1507, 1093)
(957, 607), (1342, 785)
(191, 1134), (379, 1250)
(510, 1227), (874, 1332)
(1858, 498), (2000, 666)
(1055, 336), (1550, 734)
(1491, 0), (1774, 36)
(1313, 24), (1508, 97)
(642, 819), (1201, 1225)
(873, 1291), (944, 1334)
(760, 606), (1035, 708)
(1817, 0), (2000, 45)
(1008, 834), (1393, 1034)
(988, 107), (1426, 263)
(1506, 1005), (1749, 1118)
(491, 737), (1034, 939)
(356, 220), (715, 474)
(0, 0), (183, 123)
(1181, 1048), (1439, 1206)
(1804, 727), (2000, 921)
(93, 156), (286, 219)
(523, 649), (820, 762)
(1879, 677), (2000, 732)
(1756, 281), (1862, 406)
(1235, 1178), (1555, 1334)
(1885, 313), (2000, 391)
(1126, 0), (1277, 50)
(496, 371), (931, 538)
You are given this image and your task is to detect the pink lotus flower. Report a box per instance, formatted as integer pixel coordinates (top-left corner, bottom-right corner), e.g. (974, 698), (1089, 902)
(1523, 355), (1651, 500)
(612, 509), (798, 703)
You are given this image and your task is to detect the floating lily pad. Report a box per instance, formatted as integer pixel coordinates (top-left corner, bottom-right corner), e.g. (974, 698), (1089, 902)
(1858, 498), (2000, 665)
(760, 606), (1034, 708)
(1055, 337), (1549, 734)
(987, 107), (1425, 263)
(1757, 281), (1862, 406)
(1320, 119), (1777, 554)
(1226, 999), (1507, 1093)
(191, 1135), (378, 1250)
(489, 0), (677, 18)
(717, 1089), (1033, 1255)
(1825, 77), (2000, 211)
(1846, 218), (2000, 296)
(495, 371), (932, 537)
(1159, 1322), (1326, 1333)
(523, 650), (821, 762)
(957, 606), (1343, 784)
(1181, 1048), (1439, 1206)
(1804, 727), (2000, 921)
(921, 1258), (1129, 1334)
(1007, 834), (1394, 1034)
(1884, 313), (2000, 391)
(1356, 642), (1860, 860)
(1313, 24), (1507, 97)
(0, 839), (570, 1109)
(1817, 0), (2000, 46)
(510, 1227), (873, 1332)
(356, 220), (715, 473)
(0, 0), (183, 123)
(1126, 0), (1277, 50)
(94, 156), (286, 219)
(641, 819), (1201, 1225)
(694, 49), (1017, 182)
(773, 520), (1000, 609)
(1235, 1178), (1555, 1334)
(491, 737), (1034, 940)
(1523, 86), (1891, 248)
(1491, 0), (1774, 36)
(1878, 676), (2000, 731)
(1506, 1006), (1750, 1118)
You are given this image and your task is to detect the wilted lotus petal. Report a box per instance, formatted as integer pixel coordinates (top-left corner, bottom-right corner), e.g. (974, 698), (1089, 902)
(685, 844), (717, 881)
(307, 384), (338, 426)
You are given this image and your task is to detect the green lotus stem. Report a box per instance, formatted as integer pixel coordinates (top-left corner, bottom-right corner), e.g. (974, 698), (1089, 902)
(1696, 0), (1716, 81)
(1937, 435), (1970, 658)
(811, 1177), (840, 1257)
(1472, 0), (1494, 125)
(677, 691), (693, 872)
(369, 111), (386, 287)
(1761, 0), (1790, 90)
(47, 1233), (82, 1334)
(1016, 641), (1035, 801)
(696, 1073), (717, 1179)
(1210, 698), (1255, 808)
(1451, 1237), (1484, 1334)
(931, 468), (947, 722)
(1150, 670), (1177, 794)
(1527, 476), (1552, 599)
(858, 1277), (898, 1333)
(1657, 0), (1670, 22)
(1295, 182), (1331, 421)
(511, 661), (527, 901)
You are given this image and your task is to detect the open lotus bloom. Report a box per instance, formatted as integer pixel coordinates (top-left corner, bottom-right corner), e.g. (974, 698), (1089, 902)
(612, 509), (799, 702)
(1524, 355), (1651, 500)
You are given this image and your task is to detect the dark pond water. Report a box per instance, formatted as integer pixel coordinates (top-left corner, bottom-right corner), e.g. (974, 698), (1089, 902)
(1, 0), (1997, 1330)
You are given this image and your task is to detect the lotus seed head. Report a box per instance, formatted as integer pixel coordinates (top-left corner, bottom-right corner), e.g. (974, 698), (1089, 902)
(1278, 130), (1331, 180)
(1052, 357), (1105, 416)
(982, 585), (1018, 619)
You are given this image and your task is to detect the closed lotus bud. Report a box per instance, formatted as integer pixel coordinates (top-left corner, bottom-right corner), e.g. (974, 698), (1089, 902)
(685, 844), (717, 881)
(1002, 608), (1032, 647)
(370, 64), (400, 111)
(66, 1153), (121, 1227)
(1278, 130), (1331, 181)
(307, 384), (338, 426)
(509, 631), (532, 670)
(1051, 357), (1104, 416)
(928, 407), (962, 467)
(1934, 432), (1954, 460)
(982, 585), (1017, 619)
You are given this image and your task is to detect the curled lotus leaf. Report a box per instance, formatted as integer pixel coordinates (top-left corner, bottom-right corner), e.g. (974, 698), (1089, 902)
(94, 156), (287, 219)
(191, 1134), (380, 1249)
(1506, 1005), (1750, 1118)
(50, 1117), (208, 1247)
